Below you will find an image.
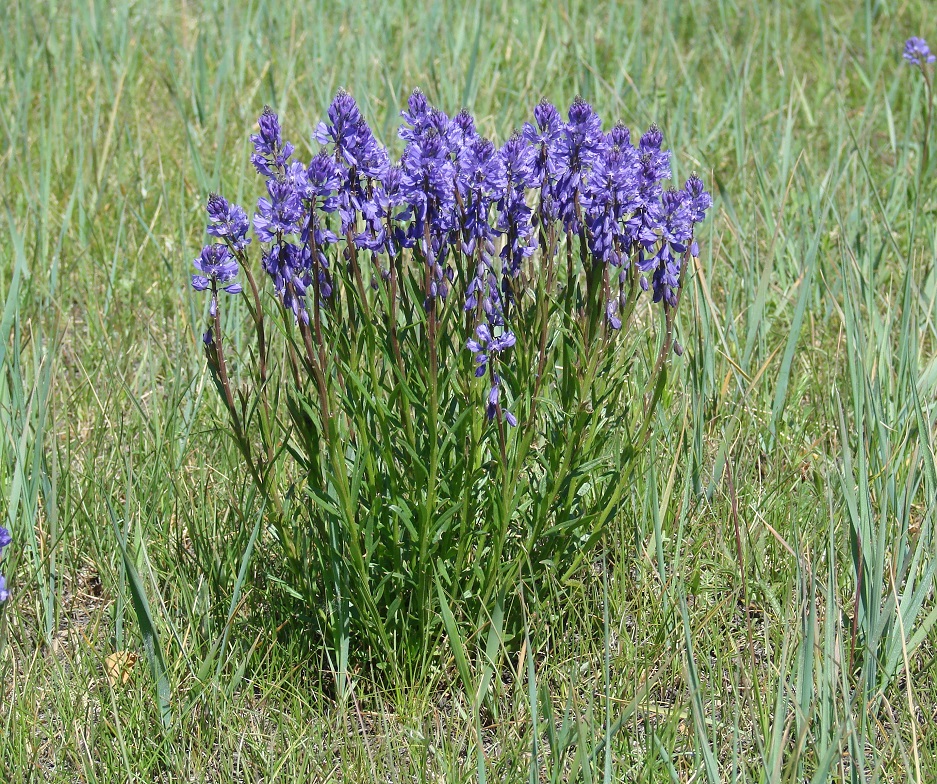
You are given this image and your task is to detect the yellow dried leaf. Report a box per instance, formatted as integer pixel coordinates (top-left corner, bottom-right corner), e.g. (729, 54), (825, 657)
(105, 651), (137, 686)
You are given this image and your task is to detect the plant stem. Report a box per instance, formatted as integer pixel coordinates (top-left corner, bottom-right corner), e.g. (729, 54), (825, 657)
(921, 67), (933, 176)
(386, 242), (416, 449)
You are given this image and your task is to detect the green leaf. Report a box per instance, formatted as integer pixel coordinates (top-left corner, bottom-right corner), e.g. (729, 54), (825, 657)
(109, 502), (172, 730)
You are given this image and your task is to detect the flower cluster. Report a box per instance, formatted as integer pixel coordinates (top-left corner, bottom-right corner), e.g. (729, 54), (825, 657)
(904, 36), (936, 67)
(191, 192), (249, 335)
(191, 241), (242, 345)
(0, 526), (10, 602)
(193, 91), (711, 428)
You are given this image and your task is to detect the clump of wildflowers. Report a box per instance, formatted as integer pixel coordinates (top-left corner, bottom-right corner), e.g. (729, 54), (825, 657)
(190, 90), (712, 673)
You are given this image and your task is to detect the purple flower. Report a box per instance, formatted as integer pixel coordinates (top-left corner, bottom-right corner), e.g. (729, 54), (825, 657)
(523, 99), (564, 182)
(683, 174), (712, 224)
(904, 37), (936, 66)
(254, 107), (282, 151)
(636, 175), (711, 308)
(464, 259), (505, 323)
(253, 179), (304, 242)
(467, 326), (518, 427)
(262, 241), (322, 323)
(497, 134), (536, 193)
(356, 165), (411, 255)
(606, 123), (631, 151)
(191, 244), (242, 295)
(637, 125), (671, 193)
(449, 109), (480, 153)
(554, 97), (607, 233)
(484, 379), (516, 426)
(0, 524), (10, 598)
(378, 165), (407, 212)
(495, 137), (537, 292)
(563, 97), (606, 166)
(316, 90), (389, 235)
(401, 127), (459, 299)
(486, 382), (500, 420)
(250, 107), (295, 178)
(399, 93), (454, 187)
(303, 152), (343, 207)
(467, 322), (516, 375)
(315, 91), (366, 167)
(620, 124), (673, 252)
(578, 122), (645, 328)
(582, 123), (640, 270)
(399, 89), (450, 144)
(635, 187), (687, 307)
(649, 249), (681, 307)
(0, 526), (9, 603)
(401, 132), (457, 225)
(458, 138), (502, 262)
(206, 194), (251, 251)
(660, 188), (693, 251)
(459, 138), (504, 201)
(522, 99), (565, 222)
(298, 163), (340, 267)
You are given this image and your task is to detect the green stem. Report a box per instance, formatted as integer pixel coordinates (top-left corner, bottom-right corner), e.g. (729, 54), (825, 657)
(418, 221), (440, 637)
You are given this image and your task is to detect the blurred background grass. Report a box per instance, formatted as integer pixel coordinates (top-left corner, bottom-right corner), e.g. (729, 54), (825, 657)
(1, 0), (937, 780)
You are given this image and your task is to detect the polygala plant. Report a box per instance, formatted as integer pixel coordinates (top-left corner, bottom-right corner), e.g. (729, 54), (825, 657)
(0, 526), (10, 604)
(191, 89), (710, 679)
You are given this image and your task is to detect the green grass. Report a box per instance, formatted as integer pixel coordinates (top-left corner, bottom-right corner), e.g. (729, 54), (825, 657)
(1, 0), (937, 780)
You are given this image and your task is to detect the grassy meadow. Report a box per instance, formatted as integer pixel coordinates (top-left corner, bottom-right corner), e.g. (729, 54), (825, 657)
(2, 0), (937, 780)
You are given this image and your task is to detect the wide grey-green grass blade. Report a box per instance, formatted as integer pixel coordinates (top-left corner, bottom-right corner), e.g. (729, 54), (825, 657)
(680, 594), (722, 784)
(0, 211), (27, 370)
(891, 382), (937, 659)
(188, 498), (264, 687)
(436, 576), (474, 700)
(911, 380), (937, 492)
(768, 210), (822, 445)
(476, 591), (504, 709)
(795, 557), (816, 747)
(602, 547), (613, 784)
(765, 631), (792, 781)
(4, 328), (57, 642)
(29, 347), (55, 640)
(108, 499), (172, 729)
(522, 596), (539, 784)
(436, 575), (486, 783)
